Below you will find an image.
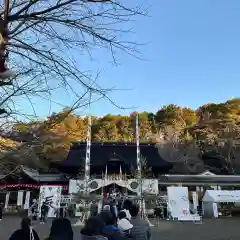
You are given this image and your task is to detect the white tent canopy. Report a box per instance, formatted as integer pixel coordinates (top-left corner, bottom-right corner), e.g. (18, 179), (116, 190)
(203, 190), (240, 202)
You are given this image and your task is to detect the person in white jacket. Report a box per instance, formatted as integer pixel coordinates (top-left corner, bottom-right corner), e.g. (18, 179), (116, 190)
(118, 211), (133, 237)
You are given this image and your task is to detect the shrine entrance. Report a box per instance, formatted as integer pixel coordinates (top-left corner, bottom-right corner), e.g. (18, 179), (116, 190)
(89, 183), (136, 196)
(90, 160), (131, 177)
(105, 158), (131, 175)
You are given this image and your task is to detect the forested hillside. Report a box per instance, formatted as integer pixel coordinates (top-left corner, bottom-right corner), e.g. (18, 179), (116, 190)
(1, 98), (240, 174)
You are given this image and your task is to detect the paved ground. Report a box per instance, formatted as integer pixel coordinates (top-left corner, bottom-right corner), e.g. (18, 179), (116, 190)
(1, 216), (240, 240)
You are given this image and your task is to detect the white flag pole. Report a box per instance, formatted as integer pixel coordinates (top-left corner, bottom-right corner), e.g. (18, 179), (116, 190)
(84, 115), (91, 194)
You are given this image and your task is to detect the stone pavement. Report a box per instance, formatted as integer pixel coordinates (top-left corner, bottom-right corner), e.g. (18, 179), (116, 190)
(0, 216), (240, 240)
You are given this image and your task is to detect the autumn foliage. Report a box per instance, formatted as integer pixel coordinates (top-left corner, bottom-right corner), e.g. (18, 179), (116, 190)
(1, 98), (240, 173)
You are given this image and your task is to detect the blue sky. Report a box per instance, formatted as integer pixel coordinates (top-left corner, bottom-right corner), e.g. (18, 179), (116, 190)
(22, 0), (240, 118)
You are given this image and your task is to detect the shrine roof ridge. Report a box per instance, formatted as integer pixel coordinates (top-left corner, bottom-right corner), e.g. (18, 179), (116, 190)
(71, 141), (157, 146)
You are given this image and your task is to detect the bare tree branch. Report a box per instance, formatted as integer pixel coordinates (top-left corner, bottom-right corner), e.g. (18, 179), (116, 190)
(0, 0), (144, 120)
(0, 0), (144, 174)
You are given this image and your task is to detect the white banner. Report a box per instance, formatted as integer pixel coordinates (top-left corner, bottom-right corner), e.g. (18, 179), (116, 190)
(192, 191), (198, 210)
(38, 186), (62, 218)
(17, 191), (24, 206)
(213, 203), (218, 218)
(203, 190), (240, 202)
(167, 187), (190, 220)
(127, 179), (159, 194)
(69, 179), (85, 194)
(142, 179), (158, 194)
(24, 191), (31, 210)
(69, 178), (158, 195)
(4, 192), (10, 209)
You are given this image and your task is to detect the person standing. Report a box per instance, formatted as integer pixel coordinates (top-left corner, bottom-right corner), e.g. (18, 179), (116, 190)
(31, 199), (38, 221)
(0, 201), (4, 221)
(111, 199), (118, 220)
(118, 211), (133, 238)
(90, 200), (99, 217)
(40, 201), (49, 224)
(9, 217), (40, 240)
(117, 198), (123, 213)
(68, 204), (75, 218)
(129, 204), (151, 240)
(99, 211), (127, 240)
(59, 203), (67, 218)
(122, 199), (132, 221)
(154, 203), (162, 227)
(46, 218), (73, 240)
(81, 216), (107, 240)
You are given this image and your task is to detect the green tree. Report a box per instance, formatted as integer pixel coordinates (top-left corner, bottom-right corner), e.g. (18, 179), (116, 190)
(181, 107), (197, 126)
(138, 113), (152, 140)
(155, 104), (185, 127)
(94, 121), (119, 141)
(117, 116), (134, 142)
(3, 97), (240, 174)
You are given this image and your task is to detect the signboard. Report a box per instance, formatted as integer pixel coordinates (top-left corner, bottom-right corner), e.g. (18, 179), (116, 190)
(24, 191), (31, 210)
(69, 178), (158, 195)
(4, 192), (9, 209)
(192, 191), (198, 210)
(17, 191), (24, 206)
(203, 190), (240, 202)
(69, 179), (86, 194)
(167, 186), (190, 220)
(38, 185), (62, 218)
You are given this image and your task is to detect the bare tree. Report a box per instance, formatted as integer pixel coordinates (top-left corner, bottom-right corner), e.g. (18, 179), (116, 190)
(0, 0), (144, 173)
(0, 0), (144, 120)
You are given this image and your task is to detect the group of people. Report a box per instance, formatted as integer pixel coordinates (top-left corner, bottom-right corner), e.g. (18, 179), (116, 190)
(31, 199), (70, 224)
(85, 199), (151, 240)
(30, 199), (53, 224)
(8, 217), (73, 240)
(7, 198), (151, 240)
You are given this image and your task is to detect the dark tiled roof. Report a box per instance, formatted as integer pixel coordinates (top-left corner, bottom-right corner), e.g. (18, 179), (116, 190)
(21, 166), (65, 182)
(202, 151), (224, 168)
(160, 174), (240, 184)
(61, 142), (172, 170)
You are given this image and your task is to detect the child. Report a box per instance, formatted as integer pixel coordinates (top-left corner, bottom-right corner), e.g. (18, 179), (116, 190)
(118, 211), (133, 237)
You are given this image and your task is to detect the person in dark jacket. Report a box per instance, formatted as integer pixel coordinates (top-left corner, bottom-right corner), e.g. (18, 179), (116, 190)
(90, 201), (99, 217)
(9, 217), (40, 240)
(99, 211), (127, 240)
(67, 204), (75, 218)
(31, 200), (38, 221)
(46, 218), (74, 240)
(154, 204), (162, 226)
(122, 199), (132, 221)
(117, 199), (123, 213)
(129, 204), (151, 240)
(0, 201), (4, 220)
(123, 200), (132, 212)
(111, 199), (118, 220)
(81, 216), (107, 240)
(40, 201), (49, 224)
